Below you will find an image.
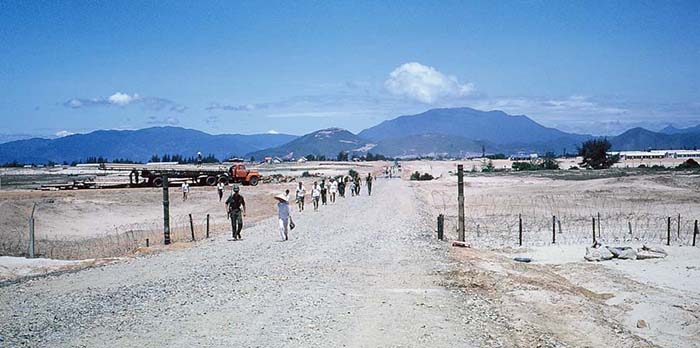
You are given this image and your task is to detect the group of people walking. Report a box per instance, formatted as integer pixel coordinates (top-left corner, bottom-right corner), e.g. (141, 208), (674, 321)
(293, 173), (373, 212)
(224, 172), (375, 242)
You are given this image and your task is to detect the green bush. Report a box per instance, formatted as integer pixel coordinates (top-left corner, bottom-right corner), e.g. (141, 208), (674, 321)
(676, 158), (700, 170)
(512, 162), (540, 171)
(410, 171), (434, 181)
(481, 160), (495, 172)
(419, 173), (434, 180)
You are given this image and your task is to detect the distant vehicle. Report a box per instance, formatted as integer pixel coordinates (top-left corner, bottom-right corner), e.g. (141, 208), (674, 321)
(227, 163), (260, 186)
(102, 163), (261, 187)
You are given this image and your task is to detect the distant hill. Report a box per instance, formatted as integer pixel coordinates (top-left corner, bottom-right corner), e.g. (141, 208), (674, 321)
(372, 133), (491, 158)
(358, 107), (589, 145)
(4, 108), (698, 164)
(247, 128), (373, 159)
(610, 127), (700, 151)
(356, 107), (591, 156)
(0, 127), (297, 164)
(659, 124), (700, 135)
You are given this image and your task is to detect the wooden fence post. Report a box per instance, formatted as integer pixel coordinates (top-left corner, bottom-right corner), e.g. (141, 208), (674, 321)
(437, 214), (444, 240)
(677, 214), (681, 239)
(592, 217), (596, 245)
(28, 203), (37, 258)
(162, 175), (171, 245)
(189, 214), (195, 241)
(552, 215), (556, 244)
(518, 214), (523, 247)
(206, 214), (210, 239)
(693, 220), (698, 247)
(457, 164), (465, 242)
(667, 216), (671, 246)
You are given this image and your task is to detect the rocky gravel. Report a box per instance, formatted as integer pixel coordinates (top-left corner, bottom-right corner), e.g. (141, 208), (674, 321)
(0, 179), (519, 347)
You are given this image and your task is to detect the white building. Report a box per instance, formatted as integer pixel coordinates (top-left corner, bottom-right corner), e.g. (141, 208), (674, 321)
(611, 150), (700, 160)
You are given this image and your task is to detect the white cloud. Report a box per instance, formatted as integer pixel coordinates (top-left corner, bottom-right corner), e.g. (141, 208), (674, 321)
(266, 111), (344, 118)
(63, 92), (186, 112)
(55, 130), (74, 137)
(107, 92), (140, 106)
(384, 62), (474, 103)
(266, 129), (280, 134)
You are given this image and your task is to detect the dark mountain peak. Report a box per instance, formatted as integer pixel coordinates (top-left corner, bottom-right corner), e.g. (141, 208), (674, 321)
(619, 127), (657, 136)
(358, 106), (580, 145)
(660, 125), (681, 134)
(247, 128), (367, 159)
(659, 124), (700, 135)
(0, 127), (297, 164)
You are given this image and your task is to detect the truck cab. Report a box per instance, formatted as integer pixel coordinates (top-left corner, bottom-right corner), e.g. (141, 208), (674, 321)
(228, 164), (260, 186)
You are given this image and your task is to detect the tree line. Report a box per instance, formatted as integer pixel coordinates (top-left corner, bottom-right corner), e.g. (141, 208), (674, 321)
(149, 153), (219, 164)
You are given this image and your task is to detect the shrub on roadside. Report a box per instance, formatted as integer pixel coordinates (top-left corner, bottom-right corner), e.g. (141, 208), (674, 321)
(410, 171), (434, 181)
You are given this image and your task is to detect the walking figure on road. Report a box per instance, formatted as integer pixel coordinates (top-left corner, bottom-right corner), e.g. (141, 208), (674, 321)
(330, 178), (337, 203)
(181, 182), (190, 201)
(295, 182), (306, 212)
(275, 193), (294, 241)
(320, 179), (328, 205)
(354, 176), (361, 196)
(225, 185), (246, 240)
(349, 179), (356, 197)
(366, 173), (373, 196)
(312, 181), (321, 211)
(338, 178), (346, 198)
(217, 181), (225, 201)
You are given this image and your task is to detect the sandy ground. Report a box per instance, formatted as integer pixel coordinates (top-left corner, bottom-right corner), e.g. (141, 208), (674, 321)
(0, 162), (387, 258)
(1, 179), (501, 347)
(2, 161), (699, 347)
(402, 160), (700, 347)
(405, 161), (700, 247)
(495, 244), (700, 347)
(0, 256), (118, 283)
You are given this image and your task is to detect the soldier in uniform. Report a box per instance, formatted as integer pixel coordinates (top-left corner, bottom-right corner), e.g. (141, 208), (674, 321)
(225, 185), (246, 240)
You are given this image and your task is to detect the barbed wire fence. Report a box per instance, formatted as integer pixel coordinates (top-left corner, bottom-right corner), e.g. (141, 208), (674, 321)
(1, 212), (228, 260)
(427, 188), (698, 248)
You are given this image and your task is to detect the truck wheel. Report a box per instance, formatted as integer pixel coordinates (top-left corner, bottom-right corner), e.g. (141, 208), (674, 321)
(205, 176), (217, 186)
(152, 177), (164, 187)
(248, 176), (259, 186)
(218, 176), (230, 185)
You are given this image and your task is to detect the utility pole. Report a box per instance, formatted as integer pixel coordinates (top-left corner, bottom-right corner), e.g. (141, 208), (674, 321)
(28, 203), (37, 258)
(457, 164), (465, 242)
(162, 175), (171, 245)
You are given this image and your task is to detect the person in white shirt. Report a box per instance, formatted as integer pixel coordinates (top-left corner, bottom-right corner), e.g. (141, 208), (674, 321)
(311, 181), (321, 211)
(295, 182), (306, 212)
(275, 193), (293, 241)
(216, 181), (225, 201)
(181, 182), (189, 201)
(330, 179), (338, 203)
(349, 180), (356, 197)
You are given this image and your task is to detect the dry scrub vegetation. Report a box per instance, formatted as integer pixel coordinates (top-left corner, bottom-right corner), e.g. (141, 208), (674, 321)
(407, 162), (700, 247)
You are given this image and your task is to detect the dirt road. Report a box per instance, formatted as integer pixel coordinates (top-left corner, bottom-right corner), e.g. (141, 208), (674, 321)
(0, 179), (523, 347)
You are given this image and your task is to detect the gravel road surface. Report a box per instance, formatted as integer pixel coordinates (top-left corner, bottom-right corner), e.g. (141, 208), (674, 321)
(0, 179), (514, 347)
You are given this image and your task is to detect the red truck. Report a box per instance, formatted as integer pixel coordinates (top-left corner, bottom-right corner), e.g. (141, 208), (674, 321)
(114, 163), (261, 187)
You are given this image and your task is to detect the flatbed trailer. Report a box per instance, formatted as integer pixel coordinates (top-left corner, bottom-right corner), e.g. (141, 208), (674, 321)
(99, 163), (261, 187)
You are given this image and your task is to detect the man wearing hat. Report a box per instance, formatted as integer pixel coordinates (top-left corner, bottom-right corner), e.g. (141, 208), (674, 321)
(275, 193), (293, 241)
(225, 185), (246, 240)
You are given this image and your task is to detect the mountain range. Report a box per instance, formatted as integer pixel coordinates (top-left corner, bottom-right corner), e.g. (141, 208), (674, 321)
(1, 107), (699, 164)
(0, 127), (296, 164)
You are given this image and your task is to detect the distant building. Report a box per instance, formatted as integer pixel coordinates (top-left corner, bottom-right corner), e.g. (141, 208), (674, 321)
(611, 150), (700, 160)
(509, 153), (538, 161)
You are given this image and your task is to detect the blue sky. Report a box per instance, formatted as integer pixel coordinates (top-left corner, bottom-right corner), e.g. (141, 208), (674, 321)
(1, 0), (698, 141)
